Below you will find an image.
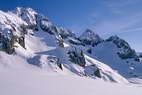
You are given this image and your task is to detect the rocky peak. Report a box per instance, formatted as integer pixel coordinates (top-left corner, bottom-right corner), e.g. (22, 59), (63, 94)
(106, 35), (138, 60)
(106, 35), (131, 50)
(13, 7), (38, 25)
(79, 29), (103, 46)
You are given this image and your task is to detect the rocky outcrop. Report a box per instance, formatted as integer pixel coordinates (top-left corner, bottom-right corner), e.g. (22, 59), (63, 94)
(68, 48), (86, 67)
(28, 55), (63, 70)
(0, 29), (15, 54)
(84, 65), (101, 78)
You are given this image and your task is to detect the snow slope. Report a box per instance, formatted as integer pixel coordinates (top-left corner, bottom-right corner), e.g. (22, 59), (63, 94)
(0, 28), (128, 83)
(0, 68), (142, 95)
(89, 41), (142, 79)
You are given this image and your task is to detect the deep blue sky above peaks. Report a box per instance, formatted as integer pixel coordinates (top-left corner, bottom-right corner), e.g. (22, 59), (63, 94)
(0, 0), (142, 52)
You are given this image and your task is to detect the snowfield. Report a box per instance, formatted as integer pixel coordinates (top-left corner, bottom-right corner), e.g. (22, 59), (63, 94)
(0, 67), (142, 95)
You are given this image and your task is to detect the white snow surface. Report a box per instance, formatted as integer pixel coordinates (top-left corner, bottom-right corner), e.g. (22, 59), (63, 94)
(0, 67), (142, 95)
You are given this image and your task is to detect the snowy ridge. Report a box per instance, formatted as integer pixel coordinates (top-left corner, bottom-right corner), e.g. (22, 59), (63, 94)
(13, 7), (38, 25)
(0, 10), (27, 37)
(0, 7), (142, 86)
(90, 41), (142, 78)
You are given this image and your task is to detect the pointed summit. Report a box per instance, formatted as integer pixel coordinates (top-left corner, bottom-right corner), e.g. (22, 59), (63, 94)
(13, 7), (38, 25)
(79, 29), (103, 46)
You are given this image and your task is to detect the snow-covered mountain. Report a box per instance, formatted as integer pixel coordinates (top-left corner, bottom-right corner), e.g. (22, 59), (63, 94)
(0, 7), (142, 88)
(85, 35), (142, 78)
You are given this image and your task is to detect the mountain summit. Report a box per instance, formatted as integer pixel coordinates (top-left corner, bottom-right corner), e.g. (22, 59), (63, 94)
(79, 29), (103, 46)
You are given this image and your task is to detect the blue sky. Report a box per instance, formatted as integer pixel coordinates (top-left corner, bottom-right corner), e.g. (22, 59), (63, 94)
(0, 0), (142, 52)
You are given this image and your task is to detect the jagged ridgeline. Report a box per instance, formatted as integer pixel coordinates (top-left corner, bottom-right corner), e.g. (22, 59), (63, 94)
(0, 7), (142, 83)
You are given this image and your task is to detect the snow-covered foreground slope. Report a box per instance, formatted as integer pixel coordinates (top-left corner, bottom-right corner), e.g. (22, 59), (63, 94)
(0, 68), (142, 95)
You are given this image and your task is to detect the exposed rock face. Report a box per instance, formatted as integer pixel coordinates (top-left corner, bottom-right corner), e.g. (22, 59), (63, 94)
(94, 68), (101, 78)
(106, 35), (138, 59)
(37, 14), (54, 34)
(68, 48), (86, 67)
(0, 29), (15, 54)
(0, 26), (27, 53)
(14, 7), (37, 26)
(87, 48), (92, 54)
(84, 65), (101, 78)
(68, 38), (84, 46)
(18, 36), (25, 49)
(79, 29), (103, 46)
(13, 7), (39, 31)
(58, 28), (75, 39)
(0, 8), (28, 54)
(27, 55), (63, 71)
